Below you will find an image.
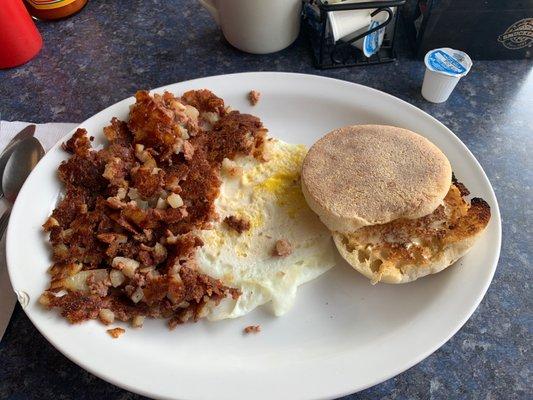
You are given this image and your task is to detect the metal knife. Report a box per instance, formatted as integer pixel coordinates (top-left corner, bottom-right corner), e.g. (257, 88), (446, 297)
(0, 124), (36, 198)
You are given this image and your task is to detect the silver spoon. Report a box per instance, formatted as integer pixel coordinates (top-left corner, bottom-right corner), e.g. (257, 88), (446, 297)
(0, 124), (36, 199)
(0, 137), (45, 235)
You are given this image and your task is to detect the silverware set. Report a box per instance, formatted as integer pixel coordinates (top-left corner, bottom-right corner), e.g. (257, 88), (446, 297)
(0, 124), (45, 342)
(0, 125), (45, 235)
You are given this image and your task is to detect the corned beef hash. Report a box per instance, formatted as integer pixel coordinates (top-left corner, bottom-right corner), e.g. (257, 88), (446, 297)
(39, 89), (336, 330)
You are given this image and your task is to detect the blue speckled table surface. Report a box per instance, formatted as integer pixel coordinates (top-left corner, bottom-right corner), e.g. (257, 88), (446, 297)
(0, 1), (531, 399)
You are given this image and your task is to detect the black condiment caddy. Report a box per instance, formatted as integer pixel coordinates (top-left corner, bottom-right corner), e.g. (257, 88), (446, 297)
(302, 0), (406, 69)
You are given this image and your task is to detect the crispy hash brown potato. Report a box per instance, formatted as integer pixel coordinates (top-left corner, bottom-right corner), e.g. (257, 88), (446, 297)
(334, 180), (491, 284)
(40, 89), (268, 329)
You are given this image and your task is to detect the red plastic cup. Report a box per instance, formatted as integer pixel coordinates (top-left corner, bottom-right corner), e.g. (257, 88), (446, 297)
(0, 0), (43, 69)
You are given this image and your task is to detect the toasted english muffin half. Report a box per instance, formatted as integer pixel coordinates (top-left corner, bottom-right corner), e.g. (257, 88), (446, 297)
(301, 125), (452, 233)
(333, 181), (491, 284)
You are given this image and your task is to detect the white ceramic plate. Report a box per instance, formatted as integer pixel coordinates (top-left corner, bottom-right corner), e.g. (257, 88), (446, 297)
(7, 73), (501, 400)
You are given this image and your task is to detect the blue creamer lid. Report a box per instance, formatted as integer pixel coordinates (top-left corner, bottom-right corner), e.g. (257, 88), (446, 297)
(424, 48), (472, 77)
(363, 20), (385, 57)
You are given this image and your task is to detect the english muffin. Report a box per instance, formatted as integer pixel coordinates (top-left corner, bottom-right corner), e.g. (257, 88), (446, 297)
(302, 125), (491, 284)
(301, 125), (452, 233)
(333, 180), (491, 283)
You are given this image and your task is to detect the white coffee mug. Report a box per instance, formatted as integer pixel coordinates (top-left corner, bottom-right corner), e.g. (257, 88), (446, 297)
(198, 0), (302, 54)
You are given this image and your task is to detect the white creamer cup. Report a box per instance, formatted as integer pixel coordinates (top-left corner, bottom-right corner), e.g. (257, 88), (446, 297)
(328, 9), (372, 43)
(421, 48), (472, 103)
(328, 5), (395, 58)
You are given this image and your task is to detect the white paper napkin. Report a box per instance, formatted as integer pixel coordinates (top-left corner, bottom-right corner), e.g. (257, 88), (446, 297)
(0, 121), (78, 152)
(0, 120), (78, 342)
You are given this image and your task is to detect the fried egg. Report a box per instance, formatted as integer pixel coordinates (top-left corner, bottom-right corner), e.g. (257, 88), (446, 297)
(197, 139), (336, 320)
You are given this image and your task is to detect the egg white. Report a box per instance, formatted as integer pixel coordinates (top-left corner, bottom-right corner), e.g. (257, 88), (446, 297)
(197, 139), (336, 320)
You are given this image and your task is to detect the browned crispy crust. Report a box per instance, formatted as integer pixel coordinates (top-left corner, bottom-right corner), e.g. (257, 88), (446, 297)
(224, 216), (250, 234)
(341, 182), (491, 268)
(443, 197), (491, 244)
(273, 239), (293, 257)
(107, 327), (125, 338)
(243, 325), (261, 334)
(41, 89), (267, 329)
(248, 90), (260, 106)
(181, 89), (226, 115)
(128, 90), (192, 160)
(452, 173), (470, 197)
(62, 128), (93, 156)
(204, 111), (267, 163)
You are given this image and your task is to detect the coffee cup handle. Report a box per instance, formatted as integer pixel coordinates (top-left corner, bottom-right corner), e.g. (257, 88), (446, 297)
(198, 0), (220, 25)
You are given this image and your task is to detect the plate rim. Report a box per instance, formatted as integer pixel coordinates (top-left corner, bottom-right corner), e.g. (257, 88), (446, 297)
(6, 72), (502, 400)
